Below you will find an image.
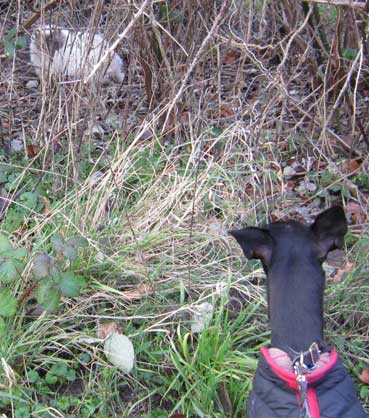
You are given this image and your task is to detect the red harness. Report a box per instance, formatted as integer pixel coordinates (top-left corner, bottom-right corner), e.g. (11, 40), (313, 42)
(260, 347), (339, 418)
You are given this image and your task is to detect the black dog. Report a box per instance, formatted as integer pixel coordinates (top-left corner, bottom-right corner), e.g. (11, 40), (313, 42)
(230, 207), (368, 418)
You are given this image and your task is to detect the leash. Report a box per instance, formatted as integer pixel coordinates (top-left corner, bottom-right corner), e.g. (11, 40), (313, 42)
(292, 342), (321, 418)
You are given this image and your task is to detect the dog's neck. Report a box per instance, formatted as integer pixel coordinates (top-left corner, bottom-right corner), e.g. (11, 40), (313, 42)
(267, 254), (325, 355)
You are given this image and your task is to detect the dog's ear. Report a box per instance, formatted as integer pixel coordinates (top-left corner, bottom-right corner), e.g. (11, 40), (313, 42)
(229, 227), (273, 265)
(311, 206), (348, 258)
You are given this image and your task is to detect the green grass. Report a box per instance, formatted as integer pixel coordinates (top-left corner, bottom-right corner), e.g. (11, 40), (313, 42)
(1, 1), (369, 416)
(0, 132), (368, 417)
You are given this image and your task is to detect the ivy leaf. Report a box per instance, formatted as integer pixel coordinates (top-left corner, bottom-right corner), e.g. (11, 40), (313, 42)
(35, 280), (61, 312)
(33, 253), (51, 279)
(0, 259), (19, 283)
(0, 234), (13, 252)
(0, 288), (17, 317)
(59, 272), (86, 297)
(51, 233), (65, 253)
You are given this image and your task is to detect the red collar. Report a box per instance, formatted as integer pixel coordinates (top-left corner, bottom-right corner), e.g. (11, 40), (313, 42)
(260, 346), (338, 390)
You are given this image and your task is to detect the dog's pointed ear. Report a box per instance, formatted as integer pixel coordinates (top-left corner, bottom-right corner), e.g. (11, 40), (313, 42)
(229, 227), (273, 265)
(311, 206), (348, 258)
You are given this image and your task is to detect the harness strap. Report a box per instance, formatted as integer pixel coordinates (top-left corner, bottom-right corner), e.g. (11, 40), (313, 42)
(260, 347), (339, 418)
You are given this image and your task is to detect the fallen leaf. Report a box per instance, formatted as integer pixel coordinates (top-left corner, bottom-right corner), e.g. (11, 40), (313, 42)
(346, 201), (367, 224)
(358, 368), (369, 385)
(339, 159), (361, 175)
(327, 262), (354, 282)
(97, 322), (123, 339)
(224, 50), (240, 64)
(219, 104), (235, 118)
(26, 144), (40, 158)
(104, 332), (135, 373)
(122, 283), (150, 301)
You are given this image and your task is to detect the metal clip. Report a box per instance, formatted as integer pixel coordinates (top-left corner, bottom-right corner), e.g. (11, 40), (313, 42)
(294, 361), (311, 418)
(296, 372), (311, 418)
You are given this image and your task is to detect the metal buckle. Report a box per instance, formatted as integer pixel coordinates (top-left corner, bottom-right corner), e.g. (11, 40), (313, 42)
(308, 342), (321, 368)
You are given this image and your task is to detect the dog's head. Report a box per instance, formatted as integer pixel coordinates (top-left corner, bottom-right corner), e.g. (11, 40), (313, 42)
(229, 206), (348, 350)
(31, 25), (66, 56)
(229, 206), (347, 272)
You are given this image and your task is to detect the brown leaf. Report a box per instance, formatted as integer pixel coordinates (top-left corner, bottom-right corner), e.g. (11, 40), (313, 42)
(219, 104), (235, 118)
(40, 195), (52, 215)
(328, 262), (354, 282)
(169, 415), (186, 418)
(97, 322), (123, 339)
(224, 50), (240, 64)
(358, 368), (369, 385)
(26, 144), (40, 158)
(122, 283), (150, 301)
(346, 201), (367, 224)
(338, 159), (361, 175)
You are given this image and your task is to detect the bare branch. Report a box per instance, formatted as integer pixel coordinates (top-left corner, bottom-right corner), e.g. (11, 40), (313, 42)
(84, 0), (151, 85)
(304, 0), (367, 10)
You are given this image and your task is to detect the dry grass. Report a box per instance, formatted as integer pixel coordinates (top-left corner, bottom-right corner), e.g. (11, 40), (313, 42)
(0, 0), (368, 417)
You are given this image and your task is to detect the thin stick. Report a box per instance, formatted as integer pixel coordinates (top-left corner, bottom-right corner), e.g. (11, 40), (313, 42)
(161, 0), (231, 133)
(23, 0), (63, 30)
(84, 0), (151, 84)
(304, 0), (367, 9)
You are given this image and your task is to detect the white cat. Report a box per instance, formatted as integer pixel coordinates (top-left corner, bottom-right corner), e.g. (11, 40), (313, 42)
(30, 25), (125, 85)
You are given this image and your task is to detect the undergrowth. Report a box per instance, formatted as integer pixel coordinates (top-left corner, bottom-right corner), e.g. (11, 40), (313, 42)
(0, 0), (368, 417)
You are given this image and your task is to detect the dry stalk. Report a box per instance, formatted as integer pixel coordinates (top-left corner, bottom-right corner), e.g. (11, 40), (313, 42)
(304, 0), (367, 9)
(84, 0), (150, 84)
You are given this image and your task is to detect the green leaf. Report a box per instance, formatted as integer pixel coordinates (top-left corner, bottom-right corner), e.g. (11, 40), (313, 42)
(50, 362), (68, 377)
(14, 406), (31, 418)
(59, 272), (86, 297)
(11, 247), (27, 259)
(51, 233), (64, 252)
(342, 48), (357, 60)
(62, 245), (78, 261)
(0, 288), (17, 317)
(65, 236), (88, 248)
(0, 317), (6, 336)
(32, 253), (51, 278)
(27, 370), (40, 383)
(66, 369), (76, 382)
(360, 385), (368, 399)
(20, 191), (38, 210)
(45, 372), (58, 385)
(0, 259), (19, 283)
(35, 280), (61, 312)
(15, 36), (27, 49)
(5, 41), (15, 58)
(0, 172), (8, 183)
(5, 27), (17, 41)
(0, 234), (13, 252)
